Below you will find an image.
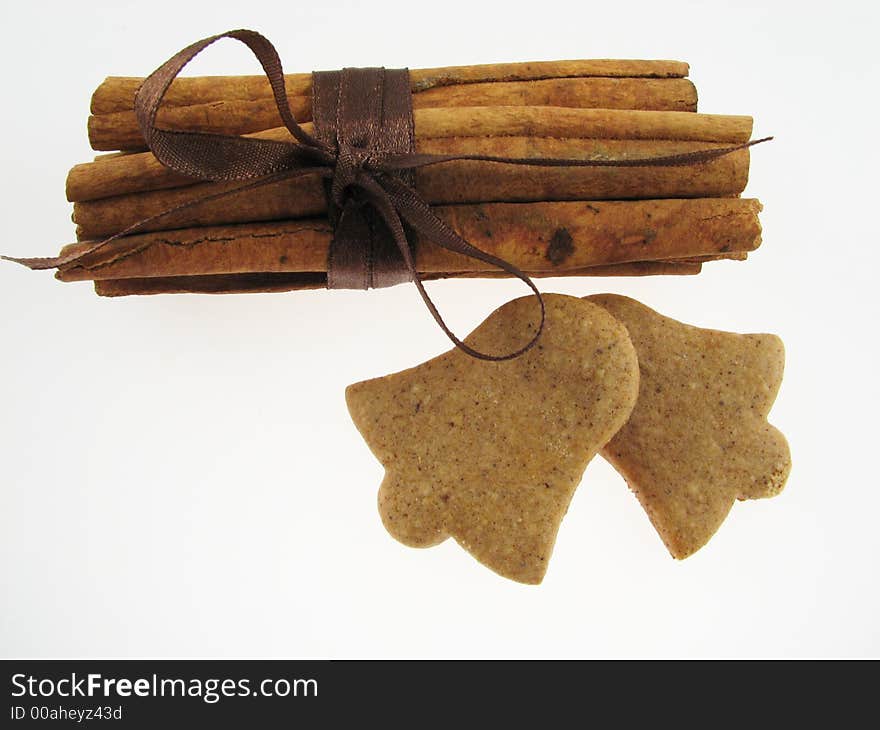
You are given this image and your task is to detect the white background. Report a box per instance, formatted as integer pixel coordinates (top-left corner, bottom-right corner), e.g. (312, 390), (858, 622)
(1, 0), (877, 658)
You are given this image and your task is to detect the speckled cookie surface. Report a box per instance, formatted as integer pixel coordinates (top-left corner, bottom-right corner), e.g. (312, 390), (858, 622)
(346, 294), (639, 584)
(587, 294), (790, 559)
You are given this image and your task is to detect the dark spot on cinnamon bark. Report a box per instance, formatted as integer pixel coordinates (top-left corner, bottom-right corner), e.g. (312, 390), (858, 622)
(279, 254), (289, 264)
(545, 228), (575, 267)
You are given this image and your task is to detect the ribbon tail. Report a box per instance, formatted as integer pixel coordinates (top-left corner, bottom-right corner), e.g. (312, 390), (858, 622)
(360, 174), (545, 362)
(380, 137), (774, 173)
(4, 168), (326, 271)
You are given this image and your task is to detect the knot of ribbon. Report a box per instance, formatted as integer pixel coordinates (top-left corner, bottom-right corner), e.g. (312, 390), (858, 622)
(332, 146), (374, 204)
(5, 29), (770, 361)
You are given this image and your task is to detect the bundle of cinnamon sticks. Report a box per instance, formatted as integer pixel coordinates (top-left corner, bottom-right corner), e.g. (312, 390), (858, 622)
(56, 59), (763, 296)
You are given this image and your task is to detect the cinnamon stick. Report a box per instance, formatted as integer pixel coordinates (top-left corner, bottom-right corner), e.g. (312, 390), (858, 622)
(57, 199), (761, 283)
(91, 261), (704, 297)
(91, 59), (690, 114)
(88, 77), (698, 150)
(69, 107), (753, 202)
(72, 139), (750, 239)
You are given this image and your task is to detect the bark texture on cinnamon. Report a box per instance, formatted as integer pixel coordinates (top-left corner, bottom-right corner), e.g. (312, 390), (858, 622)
(91, 261), (705, 297)
(91, 59), (691, 113)
(71, 136), (750, 240)
(69, 107), (752, 202)
(88, 77), (699, 150)
(57, 199), (761, 282)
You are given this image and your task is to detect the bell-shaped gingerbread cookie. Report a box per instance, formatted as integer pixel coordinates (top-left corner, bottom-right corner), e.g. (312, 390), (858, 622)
(346, 294), (639, 583)
(587, 294), (791, 559)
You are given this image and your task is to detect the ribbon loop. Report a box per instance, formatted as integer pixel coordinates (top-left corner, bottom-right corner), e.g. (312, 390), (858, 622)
(134, 29), (327, 172)
(332, 146), (375, 207)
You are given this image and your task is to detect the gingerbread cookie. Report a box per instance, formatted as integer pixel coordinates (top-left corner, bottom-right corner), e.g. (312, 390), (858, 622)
(346, 294), (639, 583)
(587, 294), (790, 558)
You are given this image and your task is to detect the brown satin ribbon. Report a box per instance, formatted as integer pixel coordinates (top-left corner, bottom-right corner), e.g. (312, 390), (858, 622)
(3, 29), (771, 361)
(312, 67), (415, 290)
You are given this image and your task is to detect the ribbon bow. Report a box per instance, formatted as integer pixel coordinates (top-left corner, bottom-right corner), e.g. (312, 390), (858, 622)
(5, 29), (769, 361)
